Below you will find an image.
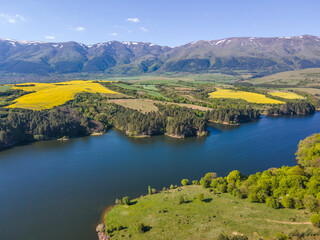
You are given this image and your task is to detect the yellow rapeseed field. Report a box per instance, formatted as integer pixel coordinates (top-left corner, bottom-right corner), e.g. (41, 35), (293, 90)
(209, 88), (284, 104)
(6, 80), (118, 110)
(268, 91), (304, 100)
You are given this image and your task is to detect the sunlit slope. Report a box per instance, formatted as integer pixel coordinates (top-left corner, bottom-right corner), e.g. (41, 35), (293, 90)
(209, 88), (284, 104)
(6, 80), (118, 110)
(268, 91), (304, 99)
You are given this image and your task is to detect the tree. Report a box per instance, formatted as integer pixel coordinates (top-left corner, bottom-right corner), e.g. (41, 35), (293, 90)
(200, 178), (211, 188)
(136, 223), (147, 233)
(303, 195), (318, 212)
(197, 193), (204, 202)
(178, 196), (185, 204)
(192, 180), (199, 185)
(282, 196), (294, 208)
(148, 186), (151, 195)
(181, 179), (189, 186)
(122, 196), (130, 205)
(310, 214), (320, 227)
(266, 197), (280, 209)
(227, 170), (241, 184)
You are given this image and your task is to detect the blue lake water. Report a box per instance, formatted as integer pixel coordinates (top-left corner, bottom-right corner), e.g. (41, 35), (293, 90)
(0, 113), (320, 240)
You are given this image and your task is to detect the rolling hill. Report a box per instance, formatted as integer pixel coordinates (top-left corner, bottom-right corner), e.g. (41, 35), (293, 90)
(1, 35), (320, 82)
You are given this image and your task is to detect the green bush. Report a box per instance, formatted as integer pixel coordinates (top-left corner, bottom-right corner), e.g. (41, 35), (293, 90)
(257, 192), (267, 203)
(197, 193), (204, 202)
(248, 192), (259, 203)
(122, 196), (130, 206)
(192, 180), (199, 185)
(151, 188), (157, 194)
(231, 235), (248, 240)
(218, 183), (227, 193)
(274, 232), (290, 240)
(303, 195), (318, 212)
(178, 196), (185, 204)
(216, 233), (229, 240)
(181, 179), (189, 186)
(170, 184), (174, 189)
(148, 186), (151, 195)
(266, 197), (280, 209)
(310, 214), (320, 227)
(136, 223), (147, 233)
(210, 179), (219, 188)
(200, 178), (210, 188)
(281, 196), (294, 208)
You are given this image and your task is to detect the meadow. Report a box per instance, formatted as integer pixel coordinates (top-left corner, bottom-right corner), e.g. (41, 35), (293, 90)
(209, 88), (285, 104)
(268, 91), (304, 100)
(115, 83), (166, 98)
(6, 80), (118, 110)
(0, 85), (11, 92)
(105, 185), (312, 240)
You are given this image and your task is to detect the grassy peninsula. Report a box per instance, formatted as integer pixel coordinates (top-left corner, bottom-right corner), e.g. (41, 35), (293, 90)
(100, 133), (320, 240)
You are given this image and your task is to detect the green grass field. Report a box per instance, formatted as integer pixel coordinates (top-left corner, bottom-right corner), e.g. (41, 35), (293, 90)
(248, 68), (320, 87)
(105, 185), (313, 240)
(115, 83), (166, 98)
(108, 99), (159, 113)
(0, 85), (11, 92)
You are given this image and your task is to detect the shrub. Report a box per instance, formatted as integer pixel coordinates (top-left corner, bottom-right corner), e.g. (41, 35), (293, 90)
(178, 196), (185, 204)
(151, 188), (157, 194)
(303, 195), (318, 212)
(136, 223), (147, 233)
(148, 186), (151, 195)
(200, 178), (210, 188)
(218, 183), (227, 193)
(170, 184), (174, 189)
(310, 214), (320, 227)
(231, 235), (248, 240)
(282, 196), (294, 208)
(227, 170), (241, 184)
(197, 193), (204, 202)
(122, 196), (130, 206)
(257, 192), (268, 203)
(216, 233), (229, 240)
(192, 180), (199, 185)
(211, 179), (219, 188)
(248, 192), (259, 203)
(274, 232), (290, 240)
(266, 197), (280, 209)
(181, 179), (189, 186)
(227, 183), (236, 194)
(294, 198), (304, 209)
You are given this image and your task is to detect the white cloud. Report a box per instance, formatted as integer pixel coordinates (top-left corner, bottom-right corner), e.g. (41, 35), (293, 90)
(127, 18), (139, 23)
(45, 36), (55, 40)
(69, 26), (86, 31)
(139, 27), (148, 32)
(0, 13), (26, 24)
(110, 33), (118, 36)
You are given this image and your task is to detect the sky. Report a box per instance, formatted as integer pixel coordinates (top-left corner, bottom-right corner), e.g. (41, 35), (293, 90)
(0, 0), (319, 47)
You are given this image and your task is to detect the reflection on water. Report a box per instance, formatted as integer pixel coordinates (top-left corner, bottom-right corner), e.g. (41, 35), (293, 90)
(0, 113), (320, 240)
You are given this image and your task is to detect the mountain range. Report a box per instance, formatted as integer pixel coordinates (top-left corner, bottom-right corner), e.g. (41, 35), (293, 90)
(1, 35), (320, 78)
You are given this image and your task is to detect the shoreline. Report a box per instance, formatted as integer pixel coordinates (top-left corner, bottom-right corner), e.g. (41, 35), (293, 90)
(100, 204), (117, 223)
(0, 111), (318, 152)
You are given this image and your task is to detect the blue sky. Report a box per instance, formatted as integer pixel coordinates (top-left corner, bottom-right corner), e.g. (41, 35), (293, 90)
(0, 0), (319, 46)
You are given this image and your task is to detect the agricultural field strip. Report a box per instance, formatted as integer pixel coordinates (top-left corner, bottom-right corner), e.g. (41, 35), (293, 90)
(268, 91), (304, 99)
(5, 81), (118, 110)
(108, 98), (213, 113)
(209, 88), (285, 104)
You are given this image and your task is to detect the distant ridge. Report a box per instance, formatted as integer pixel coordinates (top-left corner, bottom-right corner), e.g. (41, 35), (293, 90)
(1, 35), (320, 79)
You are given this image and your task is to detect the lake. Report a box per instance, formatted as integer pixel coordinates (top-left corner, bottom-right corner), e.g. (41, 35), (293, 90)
(0, 113), (320, 240)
